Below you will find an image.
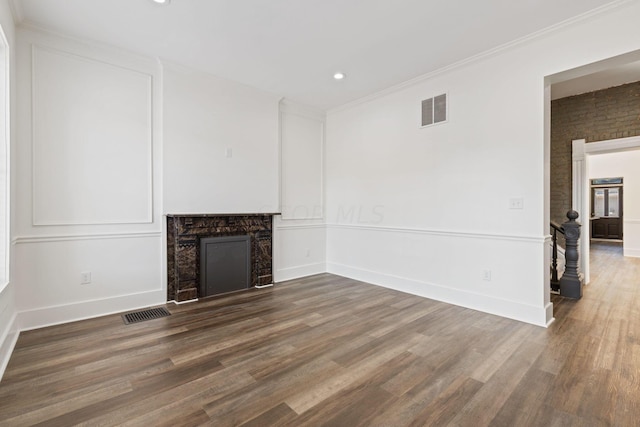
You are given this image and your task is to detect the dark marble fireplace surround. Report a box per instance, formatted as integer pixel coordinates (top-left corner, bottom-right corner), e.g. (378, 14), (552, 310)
(167, 214), (275, 302)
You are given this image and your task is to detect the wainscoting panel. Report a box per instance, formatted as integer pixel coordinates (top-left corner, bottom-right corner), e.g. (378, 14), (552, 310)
(13, 233), (164, 330)
(326, 224), (551, 326)
(273, 221), (326, 282)
(17, 289), (166, 332)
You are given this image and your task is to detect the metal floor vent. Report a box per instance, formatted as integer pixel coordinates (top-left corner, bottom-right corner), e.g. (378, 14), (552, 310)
(122, 307), (171, 325)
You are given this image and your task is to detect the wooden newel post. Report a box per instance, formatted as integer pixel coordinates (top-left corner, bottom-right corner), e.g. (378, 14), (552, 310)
(559, 210), (583, 299)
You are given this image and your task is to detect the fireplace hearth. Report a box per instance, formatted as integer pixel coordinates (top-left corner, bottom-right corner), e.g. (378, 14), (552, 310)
(166, 214), (276, 302)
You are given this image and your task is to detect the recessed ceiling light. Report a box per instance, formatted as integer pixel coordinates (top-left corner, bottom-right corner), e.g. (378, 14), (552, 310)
(333, 72), (346, 80)
(152, 0), (170, 4)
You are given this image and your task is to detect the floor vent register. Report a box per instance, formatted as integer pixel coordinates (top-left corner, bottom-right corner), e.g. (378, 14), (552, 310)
(122, 307), (171, 325)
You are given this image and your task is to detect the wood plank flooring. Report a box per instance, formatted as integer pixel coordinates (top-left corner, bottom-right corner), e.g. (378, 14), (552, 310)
(1, 242), (639, 426)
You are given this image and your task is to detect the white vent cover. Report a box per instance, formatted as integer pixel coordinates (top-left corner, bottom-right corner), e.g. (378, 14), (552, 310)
(421, 93), (447, 127)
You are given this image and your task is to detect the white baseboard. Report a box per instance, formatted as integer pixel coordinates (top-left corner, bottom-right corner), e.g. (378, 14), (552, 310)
(275, 262), (327, 282)
(327, 262), (550, 327)
(0, 313), (19, 381)
(624, 248), (640, 258)
(171, 298), (198, 305)
(545, 302), (555, 327)
(18, 290), (167, 332)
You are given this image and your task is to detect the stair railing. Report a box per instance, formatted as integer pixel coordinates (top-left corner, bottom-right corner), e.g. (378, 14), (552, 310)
(550, 220), (564, 293)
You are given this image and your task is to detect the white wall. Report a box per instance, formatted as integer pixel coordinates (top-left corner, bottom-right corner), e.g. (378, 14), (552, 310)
(13, 28), (164, 331)
(31, 45), (153, 225)
(588, 149), (640, 257)
(10, 27), (292, 335)
(0, 0), (17, 380)
(163, 62), (280, 215)
(325, 1), (640, 326)
(274, 101), (326, 281)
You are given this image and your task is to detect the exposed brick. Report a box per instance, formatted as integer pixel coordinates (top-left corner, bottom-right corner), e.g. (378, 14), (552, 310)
(551, 80), (640, 225)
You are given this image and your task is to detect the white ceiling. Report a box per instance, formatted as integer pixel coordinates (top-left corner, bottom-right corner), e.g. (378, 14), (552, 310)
(12, 0), (629, 110)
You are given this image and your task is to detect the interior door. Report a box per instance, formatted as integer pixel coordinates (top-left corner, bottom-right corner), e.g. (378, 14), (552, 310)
(591, 183), (623, 240)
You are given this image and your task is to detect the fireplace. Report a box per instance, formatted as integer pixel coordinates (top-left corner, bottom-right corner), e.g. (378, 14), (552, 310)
(166, 214), (275, 302)
(200, 235), (250, 296)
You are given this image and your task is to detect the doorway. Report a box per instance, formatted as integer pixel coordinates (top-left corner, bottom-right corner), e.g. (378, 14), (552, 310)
(590, 177), (623, 240)
(546, 49), (640, 296)
(572, 136), (640, 283)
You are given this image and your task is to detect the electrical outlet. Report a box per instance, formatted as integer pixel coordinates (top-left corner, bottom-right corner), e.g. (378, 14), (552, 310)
(81, 272), (92, 285)
(482, 269), (492, 281)
(509, 197), (524, 209)
(305, 249), (311, 257)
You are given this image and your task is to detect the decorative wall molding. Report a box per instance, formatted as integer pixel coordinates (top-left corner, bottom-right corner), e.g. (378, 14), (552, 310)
(19, 23), (159, 69)
(279, 101), (325, 221)
(326, 223), (545, 244)
(280, 211), (325, 222)
(13, 231), (162, 245)
(31, 44), (155, 226)
(275, 223), (326, 230)
(281, 215), (325, 227)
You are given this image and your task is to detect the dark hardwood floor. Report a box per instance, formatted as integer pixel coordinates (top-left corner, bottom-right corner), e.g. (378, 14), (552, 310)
(1, 243), (639, 426)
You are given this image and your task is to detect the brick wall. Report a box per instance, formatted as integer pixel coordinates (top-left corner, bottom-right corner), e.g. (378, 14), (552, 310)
(550, 80), (640, 226)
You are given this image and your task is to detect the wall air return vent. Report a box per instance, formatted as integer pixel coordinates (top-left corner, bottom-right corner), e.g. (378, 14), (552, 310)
(421, 93), (447, 127)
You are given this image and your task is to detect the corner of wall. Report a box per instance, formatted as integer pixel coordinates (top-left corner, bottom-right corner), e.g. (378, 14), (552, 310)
(0, 282), (19, 381)
(623, 248), (640, 258)
(275, 99), (328, 283)
(0, 311), (18, 380)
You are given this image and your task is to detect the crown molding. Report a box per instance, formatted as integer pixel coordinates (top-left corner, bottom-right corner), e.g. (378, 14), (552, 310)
(9, 0), (23, 24)
(280, 99), (326, 121)
(18, 21), (165, 71)
(159, 58), (284, 103)
(328, 0), (634, 115)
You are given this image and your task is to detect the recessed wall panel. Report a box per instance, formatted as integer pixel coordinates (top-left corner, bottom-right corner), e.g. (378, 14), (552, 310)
(32, 46), (153, 225)
(281, 111), (324, 219)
